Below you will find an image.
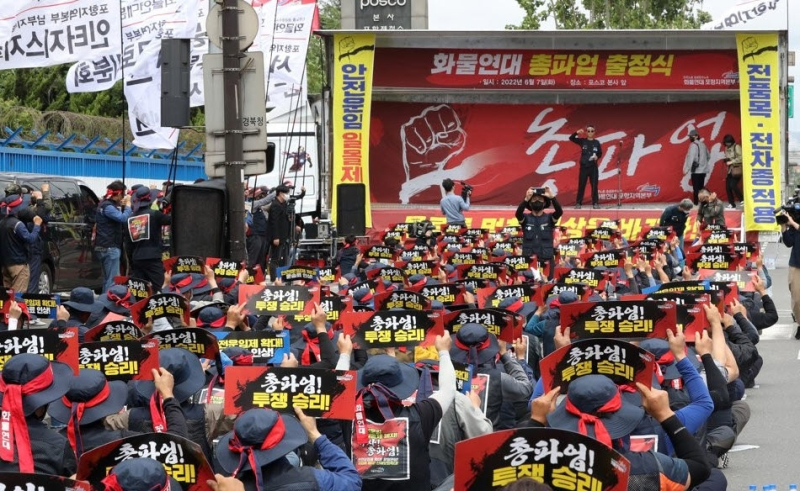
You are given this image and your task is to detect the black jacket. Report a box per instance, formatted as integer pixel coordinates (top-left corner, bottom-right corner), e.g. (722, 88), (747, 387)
(0, 417), (76, 476)
(131, 208), (172, 261)
(659, 204), (690, 236)
(267, 199), (291, 244)
(569, 133), (603, 167)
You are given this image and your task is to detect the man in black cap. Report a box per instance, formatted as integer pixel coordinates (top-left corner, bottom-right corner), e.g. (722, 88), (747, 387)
(266, 184), (293, 281)
(0, 353), (75, 476)
(95, 180), (132, 292)
(48, 368), (187, 460)
(515, 186), (561, 280)
(0, 194), (42, 292)
(128, 185), (171, 289)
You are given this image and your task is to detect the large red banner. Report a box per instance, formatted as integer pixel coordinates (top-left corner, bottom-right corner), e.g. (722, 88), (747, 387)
(368, 101), (741, 206)
(373, 48), (740, 91)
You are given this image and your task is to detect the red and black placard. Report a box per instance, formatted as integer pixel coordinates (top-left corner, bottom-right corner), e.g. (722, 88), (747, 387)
(163, 255), (205, 275)
(317, 266), (339, 283)
(246, 264), (266, 284)
(556, 242), (584, 259)
(78, 339), (160, 381)
(488, 241), (516, 254)
(447, 251), (485, 266)
(560, 300), (675, 340)
(293, 294), (351, 324)
(76, 432), (214, 491)
(556, 268), (608, 290)
(697, 270), (755, 292)
(453, 428), (630, 491)
(646, 292), (710, 339)
(363, 245), (398, 261)
(687, 243), (733, 256)
(686, 252), (743, 271)
(707, 281), (740, 309)
(205, 257), (242, 279)
(375, 290), (431, 311)
(0, 327), (78, 373)
(224, 366), (356, 419)
(733, 242), (759, 260)
(141, 327), (220, 362)
(397, 260), (439, 277)
(413, 283), (466, 306)
(391, 222), (414, 233)
(129, 293), (190, 328)
(641, 226), (674, 242)
(343, 310), (443, 349)
(0, 473), (92, 491)
(537, 283), (591, 306)
(19, 293), (60, 319)
(280, 265), (318, 283)
(703, 228), (735, 244)
(460, 263), (507, 283)
(352, 417), (411, 480)
(371, 266), (407, 285)
(442, 223), (467, 235)
(84, 320), (144, 342)
(502, 255), (536, 272)
(444, 308), (521, 343)
(239, 284), (319, 317)
(483, 284), (537, 309)
(580, 248), (627, 269)
(216, 330), (291, 365)
(114, 276), (153, 302)
(590, 227), (619, 241)
(539, 339), (655, 392)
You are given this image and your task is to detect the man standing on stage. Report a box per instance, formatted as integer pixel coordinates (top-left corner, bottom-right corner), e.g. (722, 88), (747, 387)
(440, 178), (470, 226)
(683, 128), (711, 205)
(569, 125), (603, 209)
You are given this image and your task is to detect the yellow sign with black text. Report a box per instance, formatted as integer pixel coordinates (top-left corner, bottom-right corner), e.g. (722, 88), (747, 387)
(737, 33), (782, 232)
(332, 33), (375, 227)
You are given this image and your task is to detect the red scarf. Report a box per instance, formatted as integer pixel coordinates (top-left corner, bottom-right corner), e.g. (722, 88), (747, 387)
(504, 299), (524, 313)
(0, 366), (55, 472)
(64, 381), (111, 460)
(102, 471), (170, 491)
(107, 290), (132, 309)
(300, 329), (330, 366)
(229, 415), (286, 490)
(564, 392), (622, 447)
(149, 393), (168, 433)
(454, 336), (491, 364)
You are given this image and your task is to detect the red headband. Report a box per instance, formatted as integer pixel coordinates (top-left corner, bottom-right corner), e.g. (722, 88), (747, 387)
(199, 314), (226, 329)
(0, 366), (55, 472)
(505, 299), (524, 313)
(107, 290), (132, 309)
(64, 381), (111, 459)
(149, 393), (168, 433)
(564, 391), (622, 447)
(174, 275), (195, 289)
(2, 196), (23, 210)
(229, 415), (286, 490)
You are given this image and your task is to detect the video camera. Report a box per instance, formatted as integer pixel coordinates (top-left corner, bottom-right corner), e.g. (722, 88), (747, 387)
(459, 181), (473, 201)
(412, 220), (436, 239)
(775, 185), (800, 225)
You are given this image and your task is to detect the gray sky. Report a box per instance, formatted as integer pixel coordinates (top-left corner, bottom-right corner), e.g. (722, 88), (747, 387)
(428, 0), (798, 140)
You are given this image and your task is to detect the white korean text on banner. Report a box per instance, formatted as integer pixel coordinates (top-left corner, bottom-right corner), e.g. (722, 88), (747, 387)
(0, 0), (121, 69)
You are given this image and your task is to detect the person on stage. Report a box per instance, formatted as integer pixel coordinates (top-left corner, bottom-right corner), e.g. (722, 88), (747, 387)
(569, 125), (603, 209)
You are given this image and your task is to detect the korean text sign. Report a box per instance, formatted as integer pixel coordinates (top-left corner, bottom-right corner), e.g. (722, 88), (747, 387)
(332, 33), (376, 227)
(559, 300), (675, 340)
(737, 33), (781, 232)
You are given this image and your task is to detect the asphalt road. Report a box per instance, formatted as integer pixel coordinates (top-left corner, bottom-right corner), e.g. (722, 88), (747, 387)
(725, 241), (800, 489)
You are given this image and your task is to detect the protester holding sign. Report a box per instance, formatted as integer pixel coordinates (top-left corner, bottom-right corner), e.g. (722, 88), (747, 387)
(129, 185), (172, 289)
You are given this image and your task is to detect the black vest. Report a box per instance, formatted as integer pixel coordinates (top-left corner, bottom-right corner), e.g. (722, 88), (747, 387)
(131, 208), (164, 261)
(359, 405), (428, 491)
(95, 200), (125, 248)
(521, 213), (554, 260)
(127, 402), (213, 464)
(0, 216), (28, 265)
(241, 459), (320, 491)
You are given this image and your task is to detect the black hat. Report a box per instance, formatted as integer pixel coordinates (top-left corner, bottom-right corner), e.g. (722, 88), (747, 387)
(358, 354), (420, 400)
(639, 339), (701, 380)
(48, 369), (127, 425)
(170, 273), (203, 295)
(548, 374), (644, 446)
(197, 306), (227, 330)
(449, 323), (500, 365)
(275, 184), (292, 194)
(97, 285), (134, 316)
(498, 296), (538, 319)
(134, 186), (153, 203)
(64, 287), (101, 313)
(0, 354), (73, 416)
(216, 408), (307, 475)
(103, 457), (179, 491)
(131, 348), (205, 403)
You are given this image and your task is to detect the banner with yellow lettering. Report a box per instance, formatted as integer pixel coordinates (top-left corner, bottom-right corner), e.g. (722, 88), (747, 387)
(737, 33), (781, 232)
(332, 33), (376, 228)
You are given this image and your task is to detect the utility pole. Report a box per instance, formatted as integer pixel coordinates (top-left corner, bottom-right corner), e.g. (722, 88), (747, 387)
(222, 0), (246, 262)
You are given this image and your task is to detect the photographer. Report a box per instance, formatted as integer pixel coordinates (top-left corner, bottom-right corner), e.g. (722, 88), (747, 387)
(780, 210), (800, 339)
(515, 186), (562, 280)
(440, 179), (470, 226)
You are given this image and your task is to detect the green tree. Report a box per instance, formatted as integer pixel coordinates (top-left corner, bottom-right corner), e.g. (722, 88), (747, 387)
(510, 0), (712, 30)
(306, 0), (341, 94)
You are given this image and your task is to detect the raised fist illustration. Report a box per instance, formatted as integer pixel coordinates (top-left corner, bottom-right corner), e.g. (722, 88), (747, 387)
(400, 104), (467, 190)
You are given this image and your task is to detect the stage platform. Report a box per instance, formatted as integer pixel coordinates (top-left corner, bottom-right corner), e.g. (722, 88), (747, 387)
(367, 203), (746, 243)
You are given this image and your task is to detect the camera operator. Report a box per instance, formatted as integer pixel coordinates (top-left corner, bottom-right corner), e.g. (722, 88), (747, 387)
(440, 179), (470, 226)
(780, 210), (800, 339)
(515, 186), (562, 279)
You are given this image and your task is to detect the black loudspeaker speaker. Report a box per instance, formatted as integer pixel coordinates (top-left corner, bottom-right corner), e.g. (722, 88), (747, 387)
(160, 38), (191, 128)
(337, 184), (366, 236)
(171, 180), (228, 258)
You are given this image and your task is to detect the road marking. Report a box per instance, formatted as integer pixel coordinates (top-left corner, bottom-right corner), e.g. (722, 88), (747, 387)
(729, 444), (760, 452)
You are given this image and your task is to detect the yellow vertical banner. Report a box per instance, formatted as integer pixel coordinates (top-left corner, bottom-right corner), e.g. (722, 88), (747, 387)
(737, 33), (782, 232)
(332, 33), (376, 228)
